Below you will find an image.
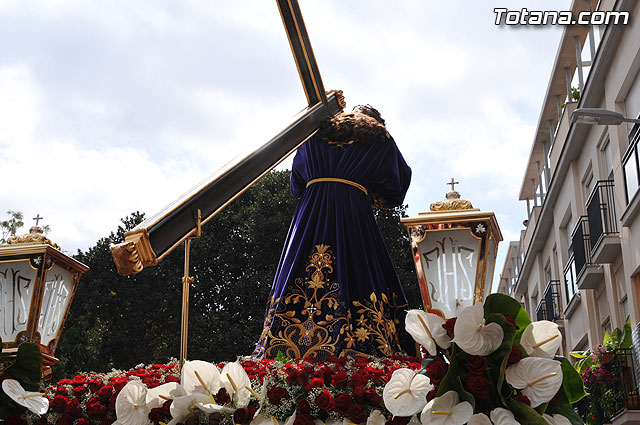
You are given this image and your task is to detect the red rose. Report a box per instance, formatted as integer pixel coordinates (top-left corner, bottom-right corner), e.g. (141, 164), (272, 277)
(267, 386), (289, 406)
(466, 355), (488, 375)
(333, 393), (352, 415)
(55, 415), (74, 425)
(51, 395), (68, 413)
(216, 387), (232, 405)
(364, 388), (382, 405)
(425, 358), (447, 385)
(315, 389), (333, 411)
(6, 414), (26, 425)
(513, 393), (531, 406)
(442, 318), (457, 337)
(466, 375), (489, 399)
(385, 416), (411, 425)
(65, 399), (83, 418)
(304, 377), (325, 391)
(349, 372), (366, 388)
(233, 405), (256, 425)
(293, 413), (315, 425)
(149, 406), (168, 422)
(349, 403), (368, 424)
(109, 394), (117, 411)
(87, 402), (107, 419)
(297, 397), (311, 414)
(426, 390), (437, 402)
(56, 386), (69, 396)
(331, 370), (349, 388)
(508, 347), (522, 365)
(76, 419), (90, 425)
(72, 386), (87, 398)
(504, 315), (518, 329)
(352, 386), (366, 401)
(100, 419), (115, 425)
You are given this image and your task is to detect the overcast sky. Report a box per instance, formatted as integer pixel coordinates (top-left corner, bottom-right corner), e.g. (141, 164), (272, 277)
(0, 1), (570, 290)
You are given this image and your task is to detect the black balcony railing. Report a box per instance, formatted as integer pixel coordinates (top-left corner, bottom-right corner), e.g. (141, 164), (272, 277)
(586, 180), (619, 251)
(570, 216), (593, 280)
(536, 300), (546, 322)
(623, 123), (640, 204)
(543, 280), (562, 321)
(564, 254), (578, 303)
(607, 348), (640, 421)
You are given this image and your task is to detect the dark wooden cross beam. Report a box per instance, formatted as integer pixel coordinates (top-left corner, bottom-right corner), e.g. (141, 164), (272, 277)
(111, 0), (345, 275)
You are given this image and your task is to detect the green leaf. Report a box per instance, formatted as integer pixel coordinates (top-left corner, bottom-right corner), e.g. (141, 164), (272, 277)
(436, 344), (475, 410)
(545, 384), (585, 425)
(555, 356), (587, 404)
(506, 397), (548, 425)
(603, 329), (613, 347)
(621, 318), (632, 349)
(571, 357), (592, 375)
(483, 293), (531, 341)
(485, 313), (517, 405)
(569, 351), (589, 359)
(4, 343), (42, 391)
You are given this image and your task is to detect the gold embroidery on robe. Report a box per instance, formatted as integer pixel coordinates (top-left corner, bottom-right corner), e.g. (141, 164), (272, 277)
(255, 244), (408, 359)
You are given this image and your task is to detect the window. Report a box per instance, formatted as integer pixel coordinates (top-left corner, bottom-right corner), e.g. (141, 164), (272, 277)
(602, 138), (613, 180)
(623, 120), (640, 203)
(583, 168), (594, 203)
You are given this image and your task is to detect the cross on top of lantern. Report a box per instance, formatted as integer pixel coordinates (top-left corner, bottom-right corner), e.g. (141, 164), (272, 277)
(0, 215), (88, 372)
(400, 180), (502, 318)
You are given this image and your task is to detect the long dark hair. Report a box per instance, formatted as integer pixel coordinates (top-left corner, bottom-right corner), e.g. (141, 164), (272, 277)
(317, 105), (389, 146)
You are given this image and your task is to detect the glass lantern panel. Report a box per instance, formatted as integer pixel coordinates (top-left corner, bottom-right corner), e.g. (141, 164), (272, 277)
(38, 264), (73, 346)
(418, 228), (481, 318)
(484, 237), (498, 301)
(0, 259), (38, 342)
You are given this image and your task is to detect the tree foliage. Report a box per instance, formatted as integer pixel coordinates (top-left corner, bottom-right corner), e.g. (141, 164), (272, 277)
(1, 210), (24, 243)
(54, 170), (420, 379)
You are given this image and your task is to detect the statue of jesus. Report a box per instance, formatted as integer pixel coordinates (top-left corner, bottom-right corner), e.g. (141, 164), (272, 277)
(254, 105), (413, 359)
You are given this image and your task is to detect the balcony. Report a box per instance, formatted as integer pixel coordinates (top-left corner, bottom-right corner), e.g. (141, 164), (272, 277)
(535, 300), (546, 322)
(570, 216), (604, 290)
(587, 180), (621, 263)
(543, 280), (563, 322)
(608, 349), (640, 425)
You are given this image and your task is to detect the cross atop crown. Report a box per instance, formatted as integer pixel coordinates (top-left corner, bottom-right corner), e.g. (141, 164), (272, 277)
(447, 178), (459, 192)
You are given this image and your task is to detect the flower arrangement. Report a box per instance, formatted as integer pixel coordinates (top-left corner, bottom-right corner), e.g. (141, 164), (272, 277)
(0, 343), (47, 420)
(385, 294), (586, 425)
(12, 294), (586, 425)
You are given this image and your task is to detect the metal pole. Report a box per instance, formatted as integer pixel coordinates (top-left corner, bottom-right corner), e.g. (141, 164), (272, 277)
(565, 68), (572, 103)
(575, 36), (584, 95)
(586, 0), (596, 61)
(542, 140), (551, 188)
(180, 238), (194, 367)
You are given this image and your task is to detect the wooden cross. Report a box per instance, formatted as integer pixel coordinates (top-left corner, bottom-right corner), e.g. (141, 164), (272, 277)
(447, 178), (459, 192)
(111, 0), (344, 276)
(33, 214), (43, 226)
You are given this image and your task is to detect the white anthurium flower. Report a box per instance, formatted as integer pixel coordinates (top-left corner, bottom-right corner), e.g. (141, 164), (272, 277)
(405, 310), (451, 355)
(490, 408), (520, 425)
(181, 360), (221, 397)
(419, 390), (473, 425)
(542, 414), (572, 425)
(146, 382), (185, 409)
(467, 413), (492, 425)
(1, 379), (49, 415)
(382, 368), (433, 417)
(169, 393), (210, 424)
(505, 357), (563, 408)
(366, 410), (387, 425)
(452, 303), (504, 356)
(284, 412), (297, 425)
(250, 415), (274, 425)
(195, 402), (236, 414)
(221, 361), (253, 407)
(520, 321), (562, 358)
(115, 380), (151, 425)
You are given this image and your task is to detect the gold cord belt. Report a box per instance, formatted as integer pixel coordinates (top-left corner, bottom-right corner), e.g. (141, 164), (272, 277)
(306, 178), (368, 195)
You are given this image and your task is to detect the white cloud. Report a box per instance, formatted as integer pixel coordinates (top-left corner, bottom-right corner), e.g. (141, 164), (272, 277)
(0, 0), (571, 296)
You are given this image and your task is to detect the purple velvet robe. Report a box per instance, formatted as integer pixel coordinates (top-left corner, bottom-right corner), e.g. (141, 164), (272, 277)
(254, 133), (412, 359)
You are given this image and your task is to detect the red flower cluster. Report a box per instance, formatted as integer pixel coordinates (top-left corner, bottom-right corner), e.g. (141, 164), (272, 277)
(18, 356), (423, 425)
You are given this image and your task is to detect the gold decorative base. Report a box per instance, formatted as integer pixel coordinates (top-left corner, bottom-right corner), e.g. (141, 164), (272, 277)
(110, 230), (158, 276)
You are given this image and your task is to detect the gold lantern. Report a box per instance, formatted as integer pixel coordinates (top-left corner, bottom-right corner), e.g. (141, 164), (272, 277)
(0, 221), (88, 371)
(401, 180), (502, 318)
